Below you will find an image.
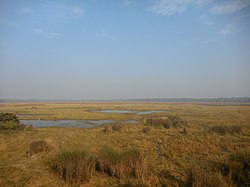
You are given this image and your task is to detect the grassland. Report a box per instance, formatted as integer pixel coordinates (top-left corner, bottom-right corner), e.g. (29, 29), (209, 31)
(0, 102), (249, 186)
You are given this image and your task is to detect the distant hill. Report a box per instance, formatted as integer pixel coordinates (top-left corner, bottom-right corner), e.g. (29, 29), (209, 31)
(0, 97), (250, 103)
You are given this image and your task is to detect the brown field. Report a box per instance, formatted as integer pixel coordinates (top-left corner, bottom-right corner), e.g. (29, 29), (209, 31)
(0, 102), (249, 186)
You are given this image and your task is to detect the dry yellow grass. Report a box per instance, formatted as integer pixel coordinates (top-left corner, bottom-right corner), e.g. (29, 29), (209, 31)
(0, 102), (249, 186)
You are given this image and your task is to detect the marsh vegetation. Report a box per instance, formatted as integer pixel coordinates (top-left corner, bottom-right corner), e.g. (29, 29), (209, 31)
(0, 102), (249, 186)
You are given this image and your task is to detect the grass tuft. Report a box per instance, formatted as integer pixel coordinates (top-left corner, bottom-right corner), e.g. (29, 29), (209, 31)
(51, 149), (96, 184)
(103, 125), (113, 133)
(96, 146), (147, 181)
(27, 140), (49, 157)
(186, 167), (229, 187)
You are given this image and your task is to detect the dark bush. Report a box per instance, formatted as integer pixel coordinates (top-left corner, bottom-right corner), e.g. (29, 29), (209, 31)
(27, 140), (49, 157)
(145, 116), (187, 129)
(186, 167), (228, 187)
(142, 127), (151, 134)
(51, 149), (95, 184)
(228, 151), (250, 186)
(227, 125), (242, 134)
(96, 146), (147, 180)
(112, 125), (123, 131)
(210, 125), (226, 135)
(181, 128), (188, 134)
(210, 125), (242, 135)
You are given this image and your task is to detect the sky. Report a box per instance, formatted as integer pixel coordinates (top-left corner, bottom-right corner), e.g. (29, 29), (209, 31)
(0, 0), (250, 100)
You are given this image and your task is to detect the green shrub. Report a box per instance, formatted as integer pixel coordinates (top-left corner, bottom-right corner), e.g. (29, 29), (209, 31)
(0, 112), (31, 132)
(96, 146), (147, 180)
(0, 121), (28, 131)
(229, 151), (250, 186)
(51, 149), (95, 184)
(27, 140), (49, 157)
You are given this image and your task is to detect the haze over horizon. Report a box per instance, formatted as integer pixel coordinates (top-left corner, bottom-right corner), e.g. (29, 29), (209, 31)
(0, 0), (250, 100)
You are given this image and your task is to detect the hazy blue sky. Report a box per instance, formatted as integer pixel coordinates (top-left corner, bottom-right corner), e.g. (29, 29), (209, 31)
(0, 0), (250, 100)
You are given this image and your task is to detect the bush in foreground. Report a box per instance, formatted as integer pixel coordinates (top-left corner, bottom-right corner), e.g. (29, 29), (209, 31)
(51, 149), (96, 184)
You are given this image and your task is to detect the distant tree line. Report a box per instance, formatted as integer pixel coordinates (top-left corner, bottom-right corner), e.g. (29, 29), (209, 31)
(0, 97), (250, 103)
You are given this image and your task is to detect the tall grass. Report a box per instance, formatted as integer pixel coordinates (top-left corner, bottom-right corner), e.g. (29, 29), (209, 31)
(51, 149), (96, 184)
(96, 146), (147, 181)
(186, 167), (229, 187)
(228, 151), (250, 186)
